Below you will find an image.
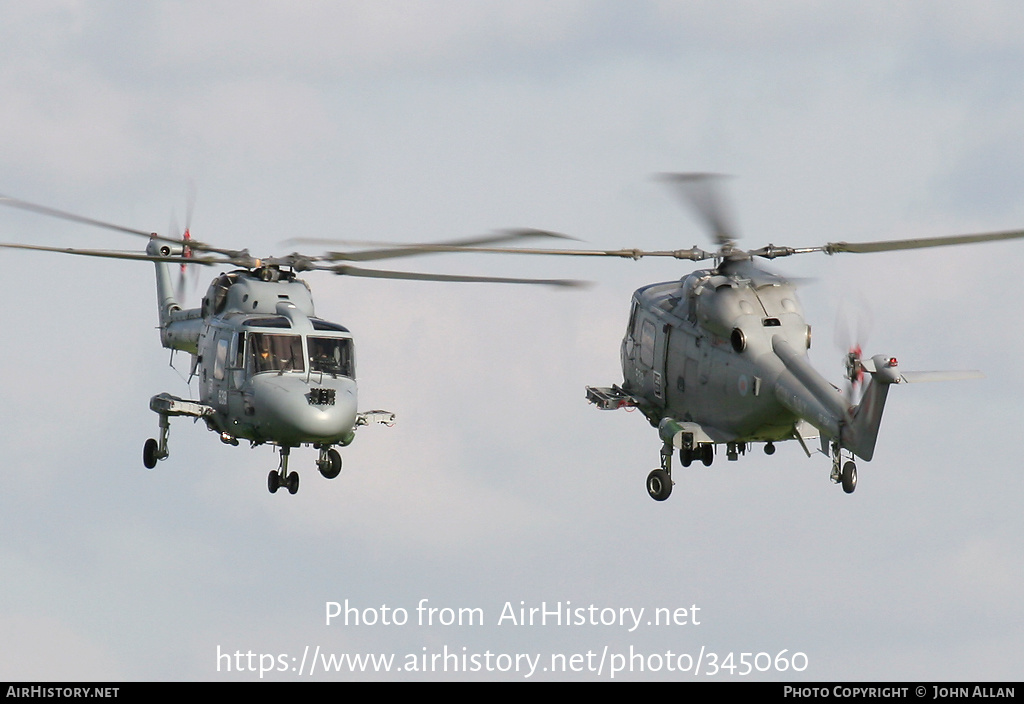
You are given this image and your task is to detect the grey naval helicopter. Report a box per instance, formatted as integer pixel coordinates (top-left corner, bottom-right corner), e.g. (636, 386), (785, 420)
(0, 195), (581, 495)
(376, 174), (1024, 501)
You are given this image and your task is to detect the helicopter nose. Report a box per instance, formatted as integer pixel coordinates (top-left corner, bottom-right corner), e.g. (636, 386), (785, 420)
(251, 375), (358, 445)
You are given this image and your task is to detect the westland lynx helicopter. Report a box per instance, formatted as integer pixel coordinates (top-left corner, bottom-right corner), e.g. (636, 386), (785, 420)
(366, 174), (1023, 501)
(0, 195), (581, 495)
(585, 175), (1021, 500)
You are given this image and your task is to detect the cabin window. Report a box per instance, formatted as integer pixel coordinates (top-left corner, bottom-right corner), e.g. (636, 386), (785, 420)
(308, 337), (355, 378)
(213, 338), (229, 380)
(640, 319), (656, 367)
(249, 333), (305, 373)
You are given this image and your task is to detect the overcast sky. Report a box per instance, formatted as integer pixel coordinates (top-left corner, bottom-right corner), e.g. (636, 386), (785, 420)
(1, 1), (1022, 681)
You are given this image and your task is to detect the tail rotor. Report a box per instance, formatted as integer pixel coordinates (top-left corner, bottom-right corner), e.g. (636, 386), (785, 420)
(834, 298), (873, 403)
(171, 182), (198, 303)
(843, 343), (865, 401)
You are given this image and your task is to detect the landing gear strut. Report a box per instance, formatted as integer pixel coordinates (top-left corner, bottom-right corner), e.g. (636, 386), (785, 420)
(143, 393), (213, 470)
(143, 411), (170, 469)
(269, 446), (300, 495)
(655, 439), (717, 501)
(646, 443), (675, 501)
(830, 441), (857, 494)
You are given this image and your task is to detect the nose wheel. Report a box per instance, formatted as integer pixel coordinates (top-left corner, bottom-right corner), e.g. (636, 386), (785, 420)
(269, 447), (300, 495)
(267, 470), (299, 495)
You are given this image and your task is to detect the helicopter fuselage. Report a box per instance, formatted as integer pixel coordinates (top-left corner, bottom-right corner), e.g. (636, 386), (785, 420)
(142, 238), (392, 493)
(621, 260), (814, 444)
(192, 272), (358, 447)
(594, 255), (920, 501)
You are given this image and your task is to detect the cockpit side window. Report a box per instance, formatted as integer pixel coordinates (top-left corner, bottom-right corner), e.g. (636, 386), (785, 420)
(249, 332), (305, 373)
(308, 336), (354, 378)
(211, 273), (237, 316)
(628, 299), (640, 337)
(233, 332), (245, 368)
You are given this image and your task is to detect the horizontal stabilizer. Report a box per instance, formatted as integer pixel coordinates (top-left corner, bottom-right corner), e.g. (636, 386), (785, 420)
(860, 358), (984, 384)
(898, 370), (984, 383)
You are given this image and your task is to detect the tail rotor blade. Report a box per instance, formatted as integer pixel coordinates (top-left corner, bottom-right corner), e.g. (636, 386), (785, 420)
(171, 183), (198, 303)
(835, 296), (874, 402)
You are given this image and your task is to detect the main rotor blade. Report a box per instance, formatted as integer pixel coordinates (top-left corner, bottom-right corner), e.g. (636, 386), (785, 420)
(0, 195), (157, 239)
(0, 242), (224, 266)
(290, 229), (581, 262)
(318, 234), (714, 262)
(0, 194), (244, 260)
(322, 263), (588, 287)
(657, 173), (738, 246)
(823, 228), (1024, 254)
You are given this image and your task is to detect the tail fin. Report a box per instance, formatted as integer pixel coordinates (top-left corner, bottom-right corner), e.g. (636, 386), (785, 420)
(844, 375), (893, 461)
(843, 355), (983, 461)
(146, 237), (182, 324)
(146, 237), (203, 354)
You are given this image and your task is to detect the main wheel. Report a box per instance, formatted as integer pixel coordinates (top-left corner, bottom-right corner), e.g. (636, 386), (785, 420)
(143, 438), (159, 469)
(268, 470), (281, 494)
(319, 448), (342, 479)
(841, 461), (857, 494)
(287, 471), (300, 495)
(646, 469), (673, 501)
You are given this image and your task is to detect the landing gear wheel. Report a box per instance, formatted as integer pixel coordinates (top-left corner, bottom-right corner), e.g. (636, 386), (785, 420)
(143, 438), (159, 469)
(700, 444), (714, 467)
(268, 471), (281, 494)
(319, 449), (342, 479)
(841, 461), (857, 494)
(646, 469), (673, 501)
(678, 448), (693, 467)
(287, 471), (300, 495)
